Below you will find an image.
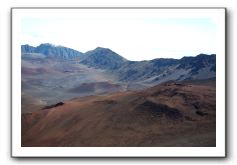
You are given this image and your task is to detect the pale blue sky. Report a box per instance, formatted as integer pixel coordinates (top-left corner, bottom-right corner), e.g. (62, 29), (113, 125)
(21, 13), (216, 61)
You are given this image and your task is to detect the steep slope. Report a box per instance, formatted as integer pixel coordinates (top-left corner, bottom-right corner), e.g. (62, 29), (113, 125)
(116, 58), (179, 82)
(178, 54), (216, 73)
(115, 54), (216, 84)
(22, 80), (216, 147)
(22, 43), (83, 59)
(80, 47), (127, 70)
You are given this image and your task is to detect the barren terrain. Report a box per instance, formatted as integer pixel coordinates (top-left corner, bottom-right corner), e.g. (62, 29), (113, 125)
(22, 80), (216, 147)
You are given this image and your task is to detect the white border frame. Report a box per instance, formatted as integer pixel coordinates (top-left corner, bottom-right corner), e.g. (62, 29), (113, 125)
(11, 8), (226, 157)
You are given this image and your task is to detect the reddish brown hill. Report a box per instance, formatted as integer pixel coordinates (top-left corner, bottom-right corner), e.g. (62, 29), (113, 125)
(22, 81), (216, 147)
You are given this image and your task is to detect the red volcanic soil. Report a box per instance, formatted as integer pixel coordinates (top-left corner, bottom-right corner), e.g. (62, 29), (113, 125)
(22, 81), (216, 147)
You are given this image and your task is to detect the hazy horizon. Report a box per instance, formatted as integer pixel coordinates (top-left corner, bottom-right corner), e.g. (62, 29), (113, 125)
(21, 9), (217, 61)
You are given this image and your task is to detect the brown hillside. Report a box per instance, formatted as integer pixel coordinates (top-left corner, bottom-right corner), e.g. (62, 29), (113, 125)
(22, 81), (216, 147)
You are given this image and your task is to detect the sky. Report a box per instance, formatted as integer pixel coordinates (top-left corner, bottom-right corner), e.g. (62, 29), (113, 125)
(20, 9), (217, 61)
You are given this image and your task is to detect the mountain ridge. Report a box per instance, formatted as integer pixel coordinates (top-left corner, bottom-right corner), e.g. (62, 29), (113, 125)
(21, 43), (83, 59)
(22, 43), (216, 61)
(22, 43), (216, 87)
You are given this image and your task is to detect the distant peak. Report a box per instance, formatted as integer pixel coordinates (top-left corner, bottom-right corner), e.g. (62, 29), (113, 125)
(39, 43), (55, 47)
(94, 47), (110, 51)
(95, 46), (104, 49)
(22, 44), (32, 47)
(197, 53), (216, 57)
(181, 53), (216, 60)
